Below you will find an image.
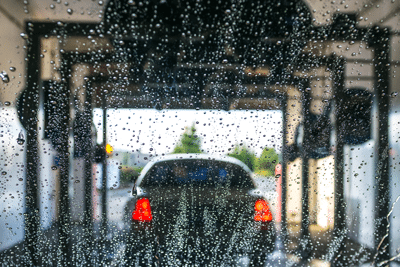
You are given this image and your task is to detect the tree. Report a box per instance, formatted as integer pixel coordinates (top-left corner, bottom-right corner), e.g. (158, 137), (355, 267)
(256, 147), (279, 176)
(172, 124), (202, 154)
(227, 144), (257, 171)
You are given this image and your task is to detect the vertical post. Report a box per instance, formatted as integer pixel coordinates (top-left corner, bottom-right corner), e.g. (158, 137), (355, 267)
(332, 56), (346, 266)
(298, 81), (312, 259)
(84, 79), (94, 265)
(374, 27), (390, 263)
(101, 95), (108, 243)
(58, 58), (72, 266)
(24, 22), (41, 267)
(281, 93), (288, 240)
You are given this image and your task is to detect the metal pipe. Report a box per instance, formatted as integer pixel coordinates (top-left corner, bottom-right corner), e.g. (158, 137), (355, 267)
(101, 95), (108, 243)
(374, 27), (391, 264)
(58, 60), (72, 267)
(280, 93), (288, 242)
(332, 56), (346, 266)
(24, 22), (40, 267)
(83, 80), (94, 265)
(298, 81), (312, 259)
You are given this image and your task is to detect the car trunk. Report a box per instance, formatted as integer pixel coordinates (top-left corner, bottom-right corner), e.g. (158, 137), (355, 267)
(145, 186), (258, 238)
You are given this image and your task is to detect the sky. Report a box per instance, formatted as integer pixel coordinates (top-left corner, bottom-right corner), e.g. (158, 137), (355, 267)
(93, 109), (283, 157)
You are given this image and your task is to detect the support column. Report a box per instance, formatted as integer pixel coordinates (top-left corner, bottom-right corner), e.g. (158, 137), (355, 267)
(101, 95), (108, 243)
(281, 93), (288, 240)
(83, 80), (94, 265)
(373, 27), (391, 264)
(24, 22), (41, 267)
(298, 81), (312, 259)
(57, 58), (72, 266)
(332, 56), (346, 266)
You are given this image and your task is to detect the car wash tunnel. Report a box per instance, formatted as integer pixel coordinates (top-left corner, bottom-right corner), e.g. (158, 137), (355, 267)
(0, 0), (399, 266)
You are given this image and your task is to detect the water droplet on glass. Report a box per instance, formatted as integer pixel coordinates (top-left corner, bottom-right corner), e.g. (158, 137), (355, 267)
(50, 4), (55, 9)
(75, 180), (80, 183)
(1, 171), (7, 175)
(18, 178), (23, 182)
(67, 8), (73, 15)
(51, 166), (58, 170)
(1, 71), (10, 83)
(9, 67), (16, 72)
(275, 174), (281, 179)
(20, 33), (28, 39)
(4, 101), (11, 106)
(17, 131), (25, 145)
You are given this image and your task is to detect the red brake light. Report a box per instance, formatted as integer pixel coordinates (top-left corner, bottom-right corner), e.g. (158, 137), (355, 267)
(132, 198), (153, 222)
(254, 199), (272, 222)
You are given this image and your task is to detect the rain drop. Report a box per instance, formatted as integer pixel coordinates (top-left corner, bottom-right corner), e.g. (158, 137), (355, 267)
(20, 33), (28, 39)
(4, 101), (11, 106)
(1, 171), (7, 175)
(75, 180), (80, 183)
(1, 71), (10, 83)
(67, 8), (73, 15)
(17, 131), (25, 145)
(51, 166), (58, 170)
(9, 67), (16, 72)
(50, 4), (55, 9)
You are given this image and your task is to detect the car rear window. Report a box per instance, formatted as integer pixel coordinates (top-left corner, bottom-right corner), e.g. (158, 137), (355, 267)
(141, 159), (254, 188)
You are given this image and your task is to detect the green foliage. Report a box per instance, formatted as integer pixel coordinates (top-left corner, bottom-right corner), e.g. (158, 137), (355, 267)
(119, 166), (143, 184)
(172, 124), (202, 154)
(256, 147), (279, 176)
(227, 145), (257, 171)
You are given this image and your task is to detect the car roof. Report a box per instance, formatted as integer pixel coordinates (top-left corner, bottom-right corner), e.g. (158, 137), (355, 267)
(136, 153), (253, 186)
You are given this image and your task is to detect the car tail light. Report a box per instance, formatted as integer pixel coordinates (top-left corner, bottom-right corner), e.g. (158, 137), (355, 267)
(132, 198), (153, 222)
(254, 199), (272, 222)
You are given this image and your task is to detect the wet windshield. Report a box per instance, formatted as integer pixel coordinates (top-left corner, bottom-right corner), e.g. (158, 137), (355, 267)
(0, 0), (399, 266)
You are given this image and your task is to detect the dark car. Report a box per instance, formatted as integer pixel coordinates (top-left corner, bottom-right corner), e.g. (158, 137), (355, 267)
(124, 154), (276, 266)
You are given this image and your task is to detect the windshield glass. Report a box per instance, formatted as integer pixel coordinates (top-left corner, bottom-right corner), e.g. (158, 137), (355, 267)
(1, 1), (399, 266)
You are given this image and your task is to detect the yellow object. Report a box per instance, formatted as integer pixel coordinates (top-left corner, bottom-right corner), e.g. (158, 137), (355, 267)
(105, 144), (114, 154)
